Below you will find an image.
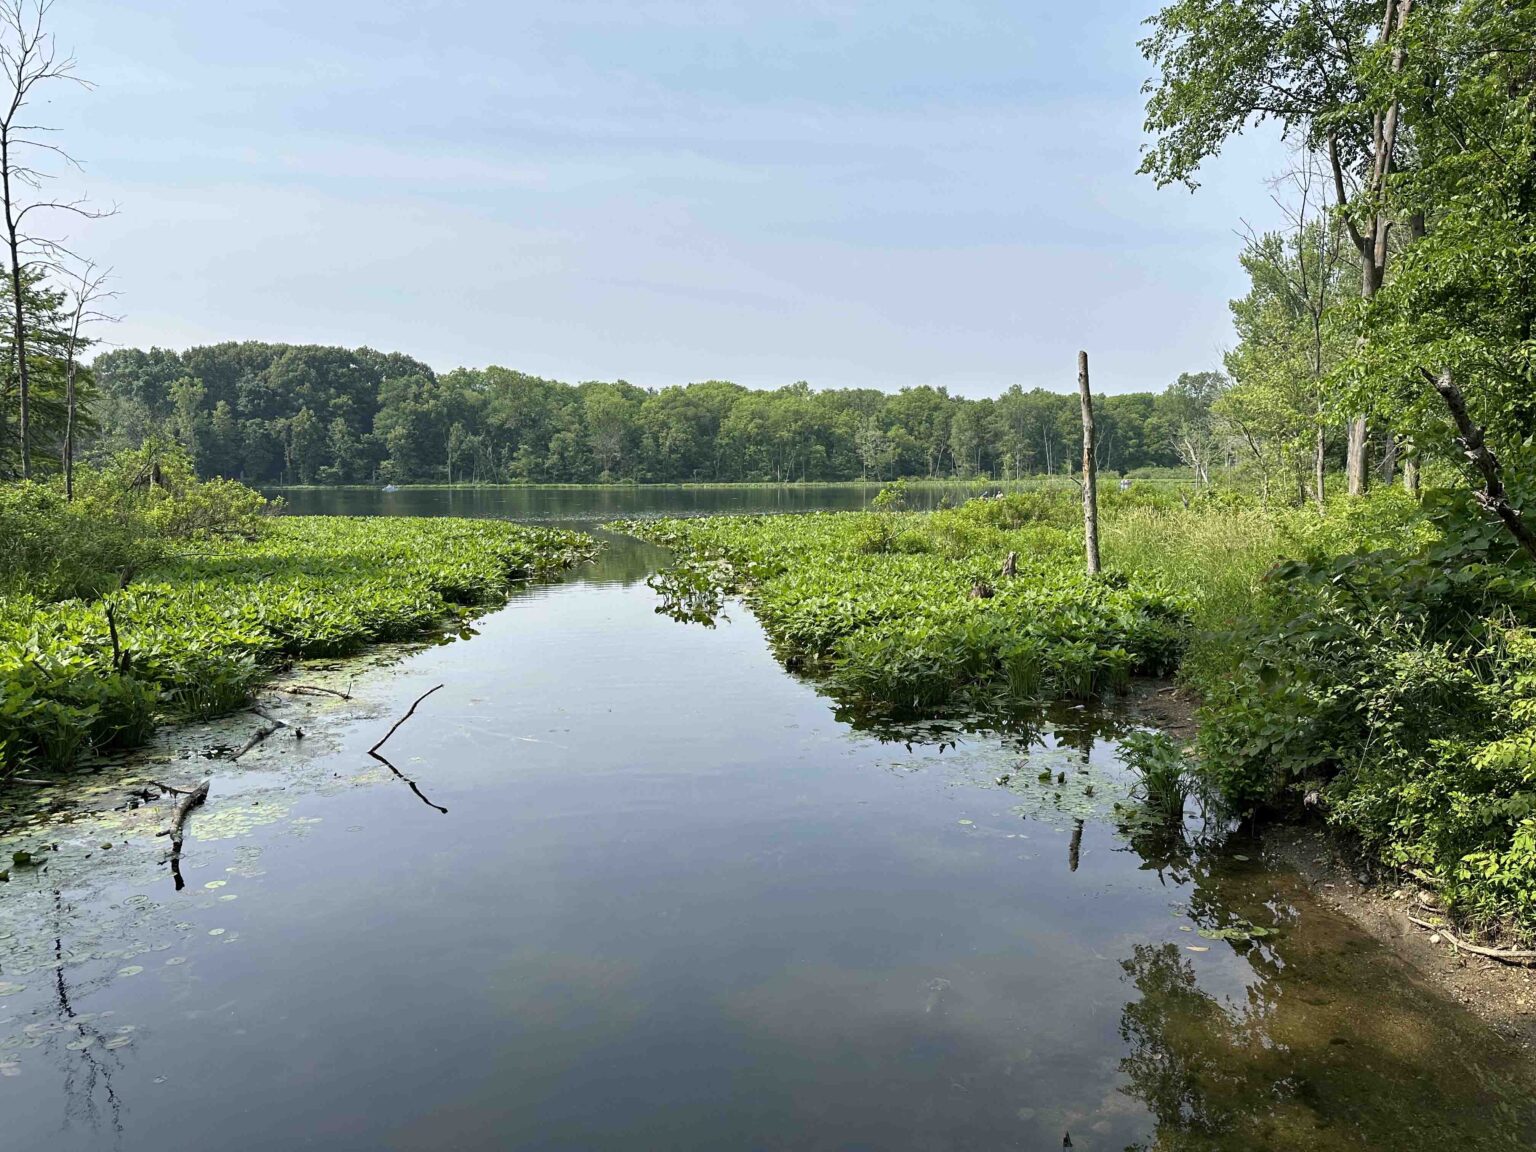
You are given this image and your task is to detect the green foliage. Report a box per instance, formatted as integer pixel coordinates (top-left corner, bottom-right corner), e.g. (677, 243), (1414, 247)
(1186, 485), (1536, 938)
(0, 508), (596, 775)
(1118, 730), (1194, 825)
(91, 341), (1230, 485)
(622, 494), (1192, 720)
(0, 441), (271, 601)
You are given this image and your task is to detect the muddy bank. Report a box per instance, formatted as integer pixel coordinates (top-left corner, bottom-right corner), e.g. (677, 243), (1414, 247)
(1269, 824), (1536, 1050)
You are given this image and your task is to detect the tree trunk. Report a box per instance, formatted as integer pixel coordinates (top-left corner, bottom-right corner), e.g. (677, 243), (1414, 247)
(1314, 425), (1327, 513)
(1428, 367), (1536, 562)
(2, 138), (28, 480)
(1345, 417), (1369, 496)
(1377, 434), (1398, 485)
(1078, 351), (1100, 576)
(63, 359), (75, 500)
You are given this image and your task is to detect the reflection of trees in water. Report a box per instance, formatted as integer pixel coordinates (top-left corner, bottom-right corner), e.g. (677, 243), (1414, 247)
(1117, 942), (1265, 1150)
(842, 698), (1139, 752)
(1113, 851), (1536, 1151)
(44, 887), (128, 1147)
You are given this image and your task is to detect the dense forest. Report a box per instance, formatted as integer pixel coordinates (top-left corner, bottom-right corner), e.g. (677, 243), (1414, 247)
(84, 345), (1253, 486)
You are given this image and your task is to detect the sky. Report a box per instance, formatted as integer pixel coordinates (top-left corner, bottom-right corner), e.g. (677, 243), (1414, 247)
(47, 0), (1290, 396)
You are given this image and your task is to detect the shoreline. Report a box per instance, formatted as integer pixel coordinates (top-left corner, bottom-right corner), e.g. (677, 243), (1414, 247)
(1120, 680), (1536, 1049)
(1270, 824), (1536, 1050)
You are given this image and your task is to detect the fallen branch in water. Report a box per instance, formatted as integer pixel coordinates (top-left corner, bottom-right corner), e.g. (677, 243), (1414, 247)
(146, 779), (197, 796)
(230, 708), (287, 761)
(1407, 914), (1536, 964)
(367, 684), (448, 814)
(155, 778), (210, 892)
(285, 684), (353, 701)
(156, 779), (210, 840)
(368, 684), (443, 758)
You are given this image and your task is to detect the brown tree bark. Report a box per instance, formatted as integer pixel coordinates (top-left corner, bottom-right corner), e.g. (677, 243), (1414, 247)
(1334, 0), (1415, 497)
(1427, 368), (1536, 562)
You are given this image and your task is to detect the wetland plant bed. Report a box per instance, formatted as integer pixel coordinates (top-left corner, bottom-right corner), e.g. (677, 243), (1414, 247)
(0, 516), (597, 777)
(618, 496), (1192, 720)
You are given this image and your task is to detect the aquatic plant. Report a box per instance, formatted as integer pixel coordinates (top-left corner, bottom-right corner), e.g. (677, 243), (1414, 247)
(620, 493), (1191, 719)
(0, 515), (597, 774)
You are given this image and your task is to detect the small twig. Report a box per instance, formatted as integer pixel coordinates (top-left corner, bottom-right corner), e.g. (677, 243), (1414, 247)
(6, 776), (57, 786)
(1407, 914), (1536, 964)
(367, 685), (448, 815)
(368, 684), (443, 758)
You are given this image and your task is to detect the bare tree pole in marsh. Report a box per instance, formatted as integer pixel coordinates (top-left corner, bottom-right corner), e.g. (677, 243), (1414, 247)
(60, 258), (114, 499)
(1078, 351), (1100, 576)
(0, 0), (111, 478)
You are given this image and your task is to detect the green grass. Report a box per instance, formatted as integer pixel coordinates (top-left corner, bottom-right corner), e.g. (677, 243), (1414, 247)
(0, 516), (597, 775)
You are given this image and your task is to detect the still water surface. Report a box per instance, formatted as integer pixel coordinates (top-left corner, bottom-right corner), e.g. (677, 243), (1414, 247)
(2, 486), (1534, 1150)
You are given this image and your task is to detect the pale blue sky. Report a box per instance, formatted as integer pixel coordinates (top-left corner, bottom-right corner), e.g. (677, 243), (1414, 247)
(52, 0), (1287, 394)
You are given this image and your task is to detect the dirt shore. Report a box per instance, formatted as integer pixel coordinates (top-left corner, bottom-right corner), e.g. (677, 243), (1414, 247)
(1267, 824), (1536, 1049)
(1120, 678), (1536, 1048)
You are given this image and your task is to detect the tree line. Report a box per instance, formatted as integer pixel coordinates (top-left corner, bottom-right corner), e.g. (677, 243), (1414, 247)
(82, 344), (1273, 486)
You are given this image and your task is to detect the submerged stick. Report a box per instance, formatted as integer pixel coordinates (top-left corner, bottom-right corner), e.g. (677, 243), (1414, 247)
(1407, 914), (1536, 963)
(158, 779), (210, 891)
(368, 684), (444, 758)
(229, 721), (282, 761)
(161, 779), (210, 839)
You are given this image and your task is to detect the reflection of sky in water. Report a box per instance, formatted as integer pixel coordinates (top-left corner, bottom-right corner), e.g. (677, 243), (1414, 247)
(2, 509), (1535, 1150)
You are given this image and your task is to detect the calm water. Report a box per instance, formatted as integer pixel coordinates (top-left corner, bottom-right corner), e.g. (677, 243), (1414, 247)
(3, 487), (1534, 1151)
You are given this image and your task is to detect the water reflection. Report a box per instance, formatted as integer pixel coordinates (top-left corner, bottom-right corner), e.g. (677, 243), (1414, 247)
(1115, 851), (1536, 1151)
(4, 502), (1536, 1150)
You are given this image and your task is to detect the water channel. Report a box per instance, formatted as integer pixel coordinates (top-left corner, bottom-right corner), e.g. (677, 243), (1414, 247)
(2, 485), (1533, 1150)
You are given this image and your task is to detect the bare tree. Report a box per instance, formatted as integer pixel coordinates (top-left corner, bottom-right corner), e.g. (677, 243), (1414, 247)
(59, 257), (114, 498)
(1234, 152), (1355, 513)
(1078, 351), (1100, 576)
(0, 0), (111, 478)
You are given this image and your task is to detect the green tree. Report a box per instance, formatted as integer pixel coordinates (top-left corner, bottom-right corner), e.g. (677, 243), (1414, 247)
(1140, 0), (1420, 494)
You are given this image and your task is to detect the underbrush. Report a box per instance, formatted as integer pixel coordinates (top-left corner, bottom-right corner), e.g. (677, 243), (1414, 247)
(1, 460), (597, 775)
(1186, 487), (1536, 941)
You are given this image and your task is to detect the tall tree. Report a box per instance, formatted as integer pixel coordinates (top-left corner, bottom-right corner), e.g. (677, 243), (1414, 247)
(1354, 0), (1536, 555)
(0, 0), (108, 477)
(1140, 0), (1419, 495)
(1224, 156), (1357, 509)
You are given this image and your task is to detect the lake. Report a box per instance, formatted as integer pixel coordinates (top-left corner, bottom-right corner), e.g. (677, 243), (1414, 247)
(2, 485), (1534, 1151)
